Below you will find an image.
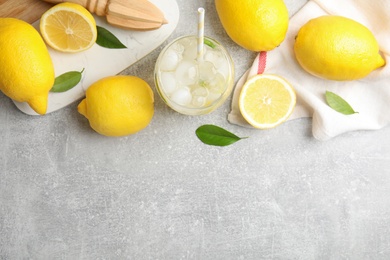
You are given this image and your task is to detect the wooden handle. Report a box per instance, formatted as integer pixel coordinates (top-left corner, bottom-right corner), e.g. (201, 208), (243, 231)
(41, 0), (168, 29)
(42, 0), (107, 15)
(107, 1), (167, 24)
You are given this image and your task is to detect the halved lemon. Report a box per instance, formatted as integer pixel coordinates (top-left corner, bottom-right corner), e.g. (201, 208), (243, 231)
(40, 2), (97, 53)
(239, 74), (296, 129)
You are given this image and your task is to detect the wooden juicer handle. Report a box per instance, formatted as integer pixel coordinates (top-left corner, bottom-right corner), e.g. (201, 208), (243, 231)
(42, 0), (168, 30)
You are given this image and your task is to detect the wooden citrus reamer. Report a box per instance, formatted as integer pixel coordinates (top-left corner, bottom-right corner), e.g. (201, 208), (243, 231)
(42, 0), (168, 30)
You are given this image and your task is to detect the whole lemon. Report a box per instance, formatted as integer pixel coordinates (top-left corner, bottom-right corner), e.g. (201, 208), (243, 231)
(77, 76), (154, 137)
(215, 0), (289, 51)
(294, 15), (385, 81)
(0, 18), (55, 115)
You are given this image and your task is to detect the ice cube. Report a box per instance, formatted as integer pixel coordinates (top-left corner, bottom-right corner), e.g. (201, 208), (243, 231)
(198, 61), (216, 82)
(170, 87), (192, 106)
(208, 73), (226, 94)
(160, 49), (181, 71)
(191, 87), (209, 108)
(171, 41), (184, 55)
(191, 96), (207, 108)
(206, 91), (222, 105)
(175, 60), (198, 85)
(179, 38), (192, 48)
(216, 61), (230, 79)
(182, 40), (199, 60)
(160, 72), (177, 94)
(191, 86), (209, 97)
(204, 49), (223, 68)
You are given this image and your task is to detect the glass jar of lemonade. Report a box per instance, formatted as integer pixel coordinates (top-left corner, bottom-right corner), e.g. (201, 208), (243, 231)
(154, 35), (234, 115)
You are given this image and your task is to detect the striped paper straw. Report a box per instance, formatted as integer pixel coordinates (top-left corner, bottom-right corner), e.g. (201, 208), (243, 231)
(197, 7), (205, 61)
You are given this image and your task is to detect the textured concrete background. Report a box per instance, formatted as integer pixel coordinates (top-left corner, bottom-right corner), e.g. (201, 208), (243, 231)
(2, 0), (390, 259)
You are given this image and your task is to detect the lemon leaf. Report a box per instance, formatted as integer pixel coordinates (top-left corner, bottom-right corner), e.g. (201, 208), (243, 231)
(51, 68), (84, 93)
(204, 39), (216, 49)
(96, 26), (127, 49)
(325, 91), (358, 115)
(196, 124), (247, 146)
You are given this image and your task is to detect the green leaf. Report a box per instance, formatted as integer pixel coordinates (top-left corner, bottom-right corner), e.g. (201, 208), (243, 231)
(96, 26), (127, 49)
(195, 124), (247, 146)
(325, 91), (358, 115)
(204, 38), (216, 49)
(51, 68), (84, 93)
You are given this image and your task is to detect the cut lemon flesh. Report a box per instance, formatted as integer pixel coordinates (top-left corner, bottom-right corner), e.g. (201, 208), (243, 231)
(239, 74), (296, 129)
(40, 2), (97, 53)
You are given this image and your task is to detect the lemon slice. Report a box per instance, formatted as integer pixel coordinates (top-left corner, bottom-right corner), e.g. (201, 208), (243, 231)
(239, 74), (296, 129)
(40, 2), (97, 53)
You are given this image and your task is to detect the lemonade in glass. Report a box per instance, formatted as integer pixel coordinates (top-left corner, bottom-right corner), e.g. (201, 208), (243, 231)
(154, 35), (234, 115)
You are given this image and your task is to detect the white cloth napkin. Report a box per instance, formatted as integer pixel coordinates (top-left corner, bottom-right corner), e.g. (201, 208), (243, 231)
(228, 0), (390, 141)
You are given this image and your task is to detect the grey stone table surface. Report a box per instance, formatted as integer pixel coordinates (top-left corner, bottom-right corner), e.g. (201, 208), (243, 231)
(2, 0), (390, 259)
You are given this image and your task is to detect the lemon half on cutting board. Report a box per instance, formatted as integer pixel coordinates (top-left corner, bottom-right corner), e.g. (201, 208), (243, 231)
(40, 2), (97, 53)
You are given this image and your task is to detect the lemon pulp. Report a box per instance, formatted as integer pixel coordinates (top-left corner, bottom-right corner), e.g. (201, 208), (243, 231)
(40, 2), (97, 53)
(239, 74), (296, 129)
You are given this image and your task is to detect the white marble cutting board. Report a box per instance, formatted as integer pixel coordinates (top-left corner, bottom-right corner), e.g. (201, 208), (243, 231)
(13, 0), (179, 115)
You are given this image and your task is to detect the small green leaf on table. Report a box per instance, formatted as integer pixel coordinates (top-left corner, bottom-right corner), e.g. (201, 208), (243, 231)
(96, 26), (127, 49)
(325, 91), (358, 115)
(196, 124), (247, 147)
(51, 68), (84, 93)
